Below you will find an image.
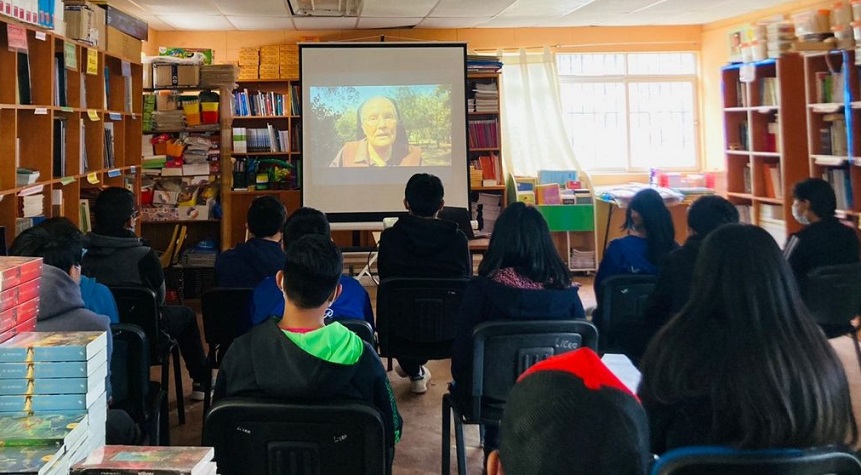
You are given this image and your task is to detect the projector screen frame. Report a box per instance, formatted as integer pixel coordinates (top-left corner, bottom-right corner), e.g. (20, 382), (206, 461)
(299, 41), (471, 224)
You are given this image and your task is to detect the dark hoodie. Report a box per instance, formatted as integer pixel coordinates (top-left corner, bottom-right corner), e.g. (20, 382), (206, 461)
(215, 238), (285, 288)
(643, 235), (704, 336)
(36, 265), (113, 400)
(214, 319), (402, 451)
(377, 215), (471, 280)
(450, 276), (586, 397)
(83, 231), (165, 304)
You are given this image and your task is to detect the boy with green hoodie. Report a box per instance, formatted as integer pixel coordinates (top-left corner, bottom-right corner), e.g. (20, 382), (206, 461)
(214, 234), (402, 465)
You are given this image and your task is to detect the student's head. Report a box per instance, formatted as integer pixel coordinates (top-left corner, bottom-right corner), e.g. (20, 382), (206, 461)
(10, 217), (84, 281)
(792, 178), (836, 224)
(247, 195), (287, 240)
(404, 173), (444, 217)
(478, 202), (571, 289)
(641, 224), (856, 449)
(687, 195), (739, 237)
(93, 187), (137, 233)
(624, 188), (675, 265)
(278, 234), (342, 310)
(355, 96), (410, 163)
(488, 348), (650, 475)
(282, 207), (331, 246)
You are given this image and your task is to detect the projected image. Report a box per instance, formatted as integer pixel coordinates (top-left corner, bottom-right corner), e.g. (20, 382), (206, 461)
(309, 85), (453, 168)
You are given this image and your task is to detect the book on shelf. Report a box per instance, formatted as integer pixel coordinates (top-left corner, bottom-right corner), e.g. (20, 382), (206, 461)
(51, 189), (63, 218)
(102, 123), (115, 169)
(79, 199), (91, 234)
(814, 71), (844, 103)
(18, 194), (44, 219)
(735, 81), (748, 107)
(819, 114), (847, 156)
(290, 84), (301, 116)
(823, 168), (852, 210)
(743, 164), (752, 194)
(760, 77), (778, 106)
(232, 127), (247, 153)
(468, 119), (499, 148)
(17, 52), (31, 106)
(735, 204), (752, 224)
(233, 89), (287, 117)
(54, 53), (67, 107)
(80, 118), (88, 173)
(72, 445), (216, 475)
(53, 118), (67, 177)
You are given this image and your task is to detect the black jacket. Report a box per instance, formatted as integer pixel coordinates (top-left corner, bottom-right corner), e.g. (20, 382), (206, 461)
(643, 235), (703, 337)
(213, 319), (402, 451)
(377, 215), (470, 280)
(83, 230), (165, 304)
(215, 238), (286, 288)
(785, 217), (860, 287)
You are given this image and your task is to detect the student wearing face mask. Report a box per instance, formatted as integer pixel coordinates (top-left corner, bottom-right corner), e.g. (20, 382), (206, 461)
(784, 178), (860, 287)
(330, 96), (422, 167)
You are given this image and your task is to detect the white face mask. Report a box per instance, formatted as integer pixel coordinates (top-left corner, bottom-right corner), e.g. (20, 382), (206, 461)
(792, 205), (810, 225)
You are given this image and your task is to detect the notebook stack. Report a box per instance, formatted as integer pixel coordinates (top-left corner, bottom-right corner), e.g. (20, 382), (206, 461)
(0, 257), (42, 344)
(0, 331), (109, 473)
(72, 445), (217, 475)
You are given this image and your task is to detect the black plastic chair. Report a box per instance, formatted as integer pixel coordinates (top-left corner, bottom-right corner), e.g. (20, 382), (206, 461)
(329, 317), (375, 345)
(201, 287), (253, 417)
(596, 274), (658, 361)
(441, 320), (599, 475)
(803, 263), (861, 336)
(109, 286), (185, 425)
(203, 397), (387, 475)
(651, 445), (861, 475)
(376, 277), (470, 370)
(110, 323), (169, 446)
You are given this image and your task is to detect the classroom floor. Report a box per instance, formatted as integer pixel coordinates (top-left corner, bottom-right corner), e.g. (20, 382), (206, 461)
(159, 275), (597, 475)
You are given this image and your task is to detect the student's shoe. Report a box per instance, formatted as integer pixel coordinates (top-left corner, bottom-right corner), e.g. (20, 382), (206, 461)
(190, 382), (206, 401)
(409, 366), (431, 394)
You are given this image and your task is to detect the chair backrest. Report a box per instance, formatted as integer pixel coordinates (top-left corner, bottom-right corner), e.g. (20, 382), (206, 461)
(109, 286), (161, 361)
(203, 397), (386, 475)
(202, 288), (254, 347)
(110, 323), (152, 422)
(598, 274), (657, 355)
(376, 277), (469, 359)
(651, 445), (861, 475)
(470, 320), (598, 419)
(330, 317), (375, 345)
(803, 263), (861, 329)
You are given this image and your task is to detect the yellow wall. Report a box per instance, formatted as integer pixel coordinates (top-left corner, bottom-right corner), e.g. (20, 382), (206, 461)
(701, 0), (831, 171)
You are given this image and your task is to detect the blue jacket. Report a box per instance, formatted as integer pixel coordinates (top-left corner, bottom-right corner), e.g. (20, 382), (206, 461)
(79, 275), (119, 324)
(215, 238), (285, 288)
(595, 235), (662, 297)
(250, 275), (375, 330)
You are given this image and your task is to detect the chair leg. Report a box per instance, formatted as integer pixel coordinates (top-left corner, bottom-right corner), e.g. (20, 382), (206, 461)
(202, 354), (213, 430)
(160, 393), (170, 446)
(172, 346), (185, 425)
(454, 416), (466, 475)
(387, 357), (392, 372)
(441, 395), (451, 475)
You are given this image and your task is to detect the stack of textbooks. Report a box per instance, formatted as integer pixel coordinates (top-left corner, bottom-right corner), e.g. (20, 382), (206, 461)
(0, 413), (91, 474)
(0, 331), (109, 473)
(72, 445), (217, 475)
(471, 82), (499, 113)
(0, 257), (42, 344)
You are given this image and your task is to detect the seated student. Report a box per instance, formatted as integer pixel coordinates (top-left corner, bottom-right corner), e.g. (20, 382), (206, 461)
(594, 188), (677, 331)
(487, 348), (650, 475)
(81, 187), (209, 401)
(378, 173), (470, 393)
(9, 217), (138, 445)
(639, 224), (855, 454)
(215, 195), (288, 288)
(249, 207), (375, 330)
(214, 235), (402, 464)
(450, 202), (586, 458)
(785, 178), (860, 287)
(643, 195), (739, 345)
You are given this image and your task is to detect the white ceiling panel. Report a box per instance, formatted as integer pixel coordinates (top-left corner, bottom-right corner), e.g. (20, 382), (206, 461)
(159, 14), (235, 30)
(228, 16), (296, 30)
(495, 0), (593, 18)
(415, 17), (494, 28)
(210, 0), (291, 16)
(429, 0), (517, 18)
(132, 0), (217, 14)
(292, 17), (360, 29)
(361, 0), (437, 18)
(477, 17), (551, 28)
(138, 14), (174, 30)
(356, 17), (423, 29)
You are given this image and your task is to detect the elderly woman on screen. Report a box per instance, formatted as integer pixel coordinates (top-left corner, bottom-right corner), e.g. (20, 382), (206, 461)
(330, 96), (422, 167)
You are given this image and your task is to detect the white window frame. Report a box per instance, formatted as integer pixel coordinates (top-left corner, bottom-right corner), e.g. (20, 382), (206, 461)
(557, 52), (701, 173)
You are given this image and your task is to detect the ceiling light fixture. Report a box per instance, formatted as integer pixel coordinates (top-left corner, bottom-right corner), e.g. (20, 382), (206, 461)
(285, 0), (363, 17)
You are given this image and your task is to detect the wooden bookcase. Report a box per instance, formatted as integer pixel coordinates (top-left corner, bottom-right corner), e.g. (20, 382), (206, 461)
(722, 54), (808, 243)
(0, 16), (143, 249)
(467, 72), (506, 231)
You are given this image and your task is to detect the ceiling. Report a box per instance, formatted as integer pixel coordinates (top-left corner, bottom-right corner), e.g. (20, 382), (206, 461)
(115, 0), (791, 31)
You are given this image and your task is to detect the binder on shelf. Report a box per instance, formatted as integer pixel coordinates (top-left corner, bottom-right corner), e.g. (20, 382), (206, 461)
(52, 117), (66, 178)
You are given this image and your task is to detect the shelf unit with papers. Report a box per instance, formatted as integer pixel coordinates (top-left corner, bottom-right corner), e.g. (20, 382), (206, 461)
(0, 16), (142, 247)
(467, 73), (505, 234)
(223, 79), (301, 250)
(721, 54), (808, 244)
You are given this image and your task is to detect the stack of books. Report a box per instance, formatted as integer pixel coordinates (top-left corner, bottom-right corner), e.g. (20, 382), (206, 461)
(0, 331), (109, 473)
(472, 82), (499, 112)
(467, 54), (502, 73)
(72, 445), (217, 475)
(0, 257), (42, 343)
(569, 248), (596, 271)
(477, 193), (502, 234)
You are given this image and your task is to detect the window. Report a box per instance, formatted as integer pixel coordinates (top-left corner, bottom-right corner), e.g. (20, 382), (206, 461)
(557, 53), (699, 172)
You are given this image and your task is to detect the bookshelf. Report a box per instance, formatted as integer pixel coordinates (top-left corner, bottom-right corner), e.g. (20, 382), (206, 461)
(722, 54), (808, 244)
(467, 72), (506, 234)
(0, 16), (143, 248)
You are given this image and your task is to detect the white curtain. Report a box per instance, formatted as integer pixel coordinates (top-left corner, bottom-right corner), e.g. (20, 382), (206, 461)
(500, 48), (581, 177)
